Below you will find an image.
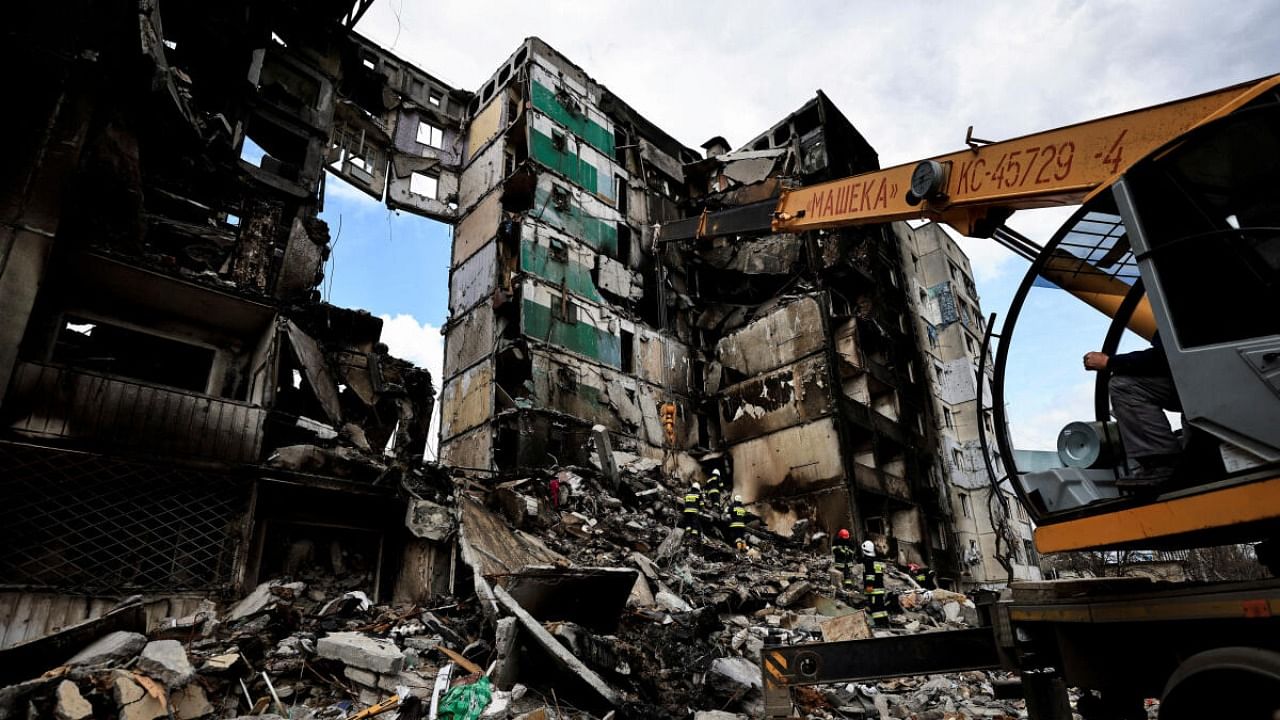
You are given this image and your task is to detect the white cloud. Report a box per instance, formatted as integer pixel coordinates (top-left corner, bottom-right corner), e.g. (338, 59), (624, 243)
(1008, 380), (1096, 452)
(378, 313), (446, 458)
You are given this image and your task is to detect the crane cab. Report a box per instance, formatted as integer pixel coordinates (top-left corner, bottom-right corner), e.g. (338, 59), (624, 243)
(993, 99), (1280, 554)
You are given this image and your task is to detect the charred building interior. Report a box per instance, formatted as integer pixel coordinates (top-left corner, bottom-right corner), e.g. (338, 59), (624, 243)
(0, 2), (1036, 718)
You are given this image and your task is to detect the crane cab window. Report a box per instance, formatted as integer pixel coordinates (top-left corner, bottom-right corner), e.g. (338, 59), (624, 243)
(1125, 106), (1280, 348)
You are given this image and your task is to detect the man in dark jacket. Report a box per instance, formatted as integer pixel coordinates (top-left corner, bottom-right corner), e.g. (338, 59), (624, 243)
(1083, 333), (1182, 487)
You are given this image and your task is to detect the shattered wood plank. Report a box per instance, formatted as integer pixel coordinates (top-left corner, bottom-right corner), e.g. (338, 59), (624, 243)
(493, 585), (622, 708)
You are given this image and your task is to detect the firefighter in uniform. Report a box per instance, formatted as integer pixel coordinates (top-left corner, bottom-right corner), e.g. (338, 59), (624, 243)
(705, 469), (725, 513)
(907, 563), (937, 590)
(862, 540), (889, 628)
(679, 482), (702, 536)
(831, 529), (857, 592)
(728, 495), (748, 551)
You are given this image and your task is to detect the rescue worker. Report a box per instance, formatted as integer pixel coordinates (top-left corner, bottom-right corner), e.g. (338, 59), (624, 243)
(862, 540), (889, 628)
(907, 563), (937, 590)
(831, 529), (857, 592)
(679, 482), (702, 536)
(728, 495), (748, 551)
(705, 469), (725, 512)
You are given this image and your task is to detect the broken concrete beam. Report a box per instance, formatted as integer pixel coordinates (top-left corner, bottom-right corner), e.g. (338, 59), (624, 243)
(54, 680), (93, 720)
(493, 585), (622, 708)
(317, 632), (405, 674)
(137, 639), (195, 688)
(490, 617), (520, 690)
(775, 580), (813, 608)
(694, 712), (749, 720)
(819, 610), (871, 643)
(344, 666), (380, 688)
(66, 630), (147, 667)
(627, 574), (655, 609)
(706, 657), (763, 716)
(592, 425), (620, 490)
(113, 672), (166, 720)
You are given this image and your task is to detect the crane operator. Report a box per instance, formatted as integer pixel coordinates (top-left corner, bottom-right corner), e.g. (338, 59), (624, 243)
(1083, 333), (1182, 489)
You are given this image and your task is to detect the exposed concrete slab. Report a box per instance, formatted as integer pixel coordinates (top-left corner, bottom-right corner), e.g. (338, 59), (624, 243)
(493, 585), (622, 708)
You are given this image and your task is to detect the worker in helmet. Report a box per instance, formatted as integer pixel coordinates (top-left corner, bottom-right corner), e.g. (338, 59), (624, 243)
(728, 495), (748, 551)
(831, 529), (857, 593)
(906, 562), (937, 590)
(679, 482), (703, 536)
(862, 540), (889, 628)
(705, 468), (725, 512)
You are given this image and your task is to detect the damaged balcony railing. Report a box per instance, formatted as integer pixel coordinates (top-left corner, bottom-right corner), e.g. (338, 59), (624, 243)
(3, 360), (266, 464)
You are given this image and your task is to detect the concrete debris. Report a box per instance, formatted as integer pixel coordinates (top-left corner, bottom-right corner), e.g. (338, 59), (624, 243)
(65, 631), (148, 667)
(316, 632), (405, 674)
(226, 581), (307, 622)
(53, 681), (92, 720)
(137, 640), (196, 688)
(112, 672), (166, 720)
(170, 684), (214, 720)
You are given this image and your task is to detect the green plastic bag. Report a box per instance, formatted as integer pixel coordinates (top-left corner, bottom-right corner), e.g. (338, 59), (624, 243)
(437, 676), (493, 720)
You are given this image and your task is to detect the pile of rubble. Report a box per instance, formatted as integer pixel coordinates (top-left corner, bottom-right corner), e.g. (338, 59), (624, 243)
(0, 458), (1032, 720)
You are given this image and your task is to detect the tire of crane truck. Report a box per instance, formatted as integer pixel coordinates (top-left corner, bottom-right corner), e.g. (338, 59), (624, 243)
(1158, 647), (1280, 720)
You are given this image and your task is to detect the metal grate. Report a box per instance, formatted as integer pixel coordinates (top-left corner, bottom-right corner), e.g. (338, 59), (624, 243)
(0, 442), (250, 594)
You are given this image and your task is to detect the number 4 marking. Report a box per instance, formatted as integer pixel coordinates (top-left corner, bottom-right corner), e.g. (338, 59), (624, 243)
(1100, 130), (1128, 174)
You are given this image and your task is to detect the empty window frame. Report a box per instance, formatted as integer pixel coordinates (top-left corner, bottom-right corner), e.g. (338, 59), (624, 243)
(409, 172), (439, 199)
(959, 492), (973, 518)
(428, 90), (442, 108)
(416, 121), (444, 148)
(52, 315), (216, 393)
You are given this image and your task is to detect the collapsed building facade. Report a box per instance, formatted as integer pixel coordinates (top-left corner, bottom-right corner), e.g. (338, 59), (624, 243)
(0, 0), (1034, 658)
(0, 0), (445, 641)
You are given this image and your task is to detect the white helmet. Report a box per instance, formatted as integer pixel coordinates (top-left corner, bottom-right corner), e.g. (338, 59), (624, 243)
(711, 469), (721, 476)
(734, 495), (742, 502)
(692, 482), (701, 490)
(861, 540), (876, 556)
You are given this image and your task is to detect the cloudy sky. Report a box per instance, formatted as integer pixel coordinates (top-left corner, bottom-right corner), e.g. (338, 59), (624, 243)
(318, 0), (1280, 455)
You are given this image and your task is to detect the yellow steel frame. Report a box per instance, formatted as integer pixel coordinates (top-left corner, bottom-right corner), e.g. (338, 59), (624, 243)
(772, 75), (1280, 237)
(1035, 475), (1280, 553)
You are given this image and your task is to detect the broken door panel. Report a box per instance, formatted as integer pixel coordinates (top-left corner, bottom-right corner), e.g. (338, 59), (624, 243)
(454, 191), (505, 268)
(449, 241), (498, 316)
(715, 295), (828, 377)
(439, 360), (494, 441)
(719, 354), (835, 444)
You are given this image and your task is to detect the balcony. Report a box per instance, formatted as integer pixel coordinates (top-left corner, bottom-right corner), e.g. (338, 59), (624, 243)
(4, 361), (265, 464)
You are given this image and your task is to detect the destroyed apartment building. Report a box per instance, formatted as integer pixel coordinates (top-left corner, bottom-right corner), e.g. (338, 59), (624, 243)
(0, 2), (1035, 719)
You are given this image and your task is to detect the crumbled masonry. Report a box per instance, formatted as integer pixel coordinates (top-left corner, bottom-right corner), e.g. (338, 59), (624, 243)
(2, 1), (1060, 719)
(0, 459), (1055, 720)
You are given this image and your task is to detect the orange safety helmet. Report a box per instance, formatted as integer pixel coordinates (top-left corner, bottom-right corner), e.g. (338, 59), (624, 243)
(837, 528), (850, 539)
